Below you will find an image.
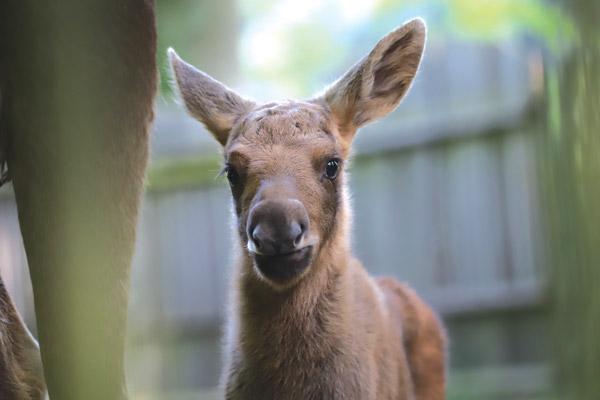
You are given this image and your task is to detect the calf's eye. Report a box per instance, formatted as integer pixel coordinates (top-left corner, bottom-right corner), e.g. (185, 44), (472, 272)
(324, 159), (340, 180)
(225, 165), (240, 186)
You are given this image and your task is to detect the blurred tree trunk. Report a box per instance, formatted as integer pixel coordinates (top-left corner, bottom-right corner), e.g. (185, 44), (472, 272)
(541, 2), (600, 399)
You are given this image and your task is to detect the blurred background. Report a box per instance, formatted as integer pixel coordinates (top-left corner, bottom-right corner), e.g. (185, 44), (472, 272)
(1, 0), (598, 399)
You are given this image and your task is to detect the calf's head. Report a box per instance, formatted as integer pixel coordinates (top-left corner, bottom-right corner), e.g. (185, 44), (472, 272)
(169, 19), (426, 288)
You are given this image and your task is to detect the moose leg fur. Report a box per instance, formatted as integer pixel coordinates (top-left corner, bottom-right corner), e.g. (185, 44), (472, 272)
(0, 1), (157, 398)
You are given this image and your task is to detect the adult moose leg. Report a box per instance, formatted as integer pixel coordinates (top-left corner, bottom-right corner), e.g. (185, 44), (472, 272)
(0, 1), (157, 399)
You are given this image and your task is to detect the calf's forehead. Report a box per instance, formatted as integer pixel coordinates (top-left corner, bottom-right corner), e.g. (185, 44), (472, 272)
(226, 135), (340, 181)
(226, 100), (335, 148)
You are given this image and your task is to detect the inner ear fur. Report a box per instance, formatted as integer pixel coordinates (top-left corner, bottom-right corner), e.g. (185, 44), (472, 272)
(168, 48), (255, 146)
(321, 18), (427, 140)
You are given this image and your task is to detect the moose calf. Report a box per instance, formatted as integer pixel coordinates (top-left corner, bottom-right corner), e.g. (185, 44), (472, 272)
(170, 18), (446, 400)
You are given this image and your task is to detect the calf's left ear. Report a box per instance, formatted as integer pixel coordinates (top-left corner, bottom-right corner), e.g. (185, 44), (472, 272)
(321, 18), (426, 141)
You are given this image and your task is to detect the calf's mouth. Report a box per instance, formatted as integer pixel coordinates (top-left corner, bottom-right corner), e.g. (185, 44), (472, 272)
(252, 245), (314, 283)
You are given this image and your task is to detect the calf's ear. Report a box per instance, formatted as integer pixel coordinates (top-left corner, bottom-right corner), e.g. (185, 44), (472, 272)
(321, 18), (426, 141)
(168, 48), (255, 146)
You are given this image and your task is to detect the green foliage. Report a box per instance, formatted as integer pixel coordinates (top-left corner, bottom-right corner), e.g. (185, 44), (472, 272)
(538, 2), (600, 398)
(156, 0), (574, 100)
(233, 0), (573, 99)
(446, 0), (571, 45)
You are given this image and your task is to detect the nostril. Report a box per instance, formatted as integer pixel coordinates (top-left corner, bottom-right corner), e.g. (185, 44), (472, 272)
(251, 226), (262, 249)
(293, 232), (303, 247)
(293, 223), (306, 247)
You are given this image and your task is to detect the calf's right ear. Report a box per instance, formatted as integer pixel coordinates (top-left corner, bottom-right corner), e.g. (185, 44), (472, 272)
(168, 48), (255, 146)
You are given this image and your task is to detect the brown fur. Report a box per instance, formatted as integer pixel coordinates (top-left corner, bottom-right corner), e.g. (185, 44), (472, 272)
(171, 18), (446, 399)
(0, 278), (46, 399)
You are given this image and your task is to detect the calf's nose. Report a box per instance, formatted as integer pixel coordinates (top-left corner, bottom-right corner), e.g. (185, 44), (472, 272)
(247, 199), (308, 255)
